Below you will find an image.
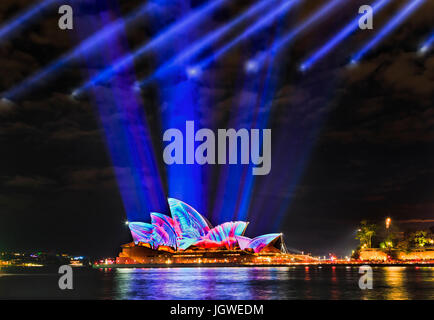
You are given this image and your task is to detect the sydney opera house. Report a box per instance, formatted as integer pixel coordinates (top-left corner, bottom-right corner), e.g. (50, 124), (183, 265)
(115, 198), (306, 266)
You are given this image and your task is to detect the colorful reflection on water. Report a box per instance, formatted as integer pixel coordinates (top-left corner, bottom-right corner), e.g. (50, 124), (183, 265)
(0, 266), (433, 299)
(105, 266), (434, 300)
(112, 267), (291, 300)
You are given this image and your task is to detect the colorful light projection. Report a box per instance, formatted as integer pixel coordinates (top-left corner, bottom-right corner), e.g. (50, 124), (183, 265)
(244, 233), (283, 253)
(235, 234), (283, 253)
(202, 221), (249, 249)
(168, 198), (212, 241)
(235, 236), (252, 250)
(128, 198), (282, 252)
(150, 212), (177, 249)
(129, 222), (154, 245)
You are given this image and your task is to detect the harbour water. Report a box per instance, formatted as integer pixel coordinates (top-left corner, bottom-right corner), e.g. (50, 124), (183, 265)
(0, 266), (433, 300)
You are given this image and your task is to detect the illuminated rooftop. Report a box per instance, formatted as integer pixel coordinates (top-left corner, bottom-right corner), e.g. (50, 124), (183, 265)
(127, 198), (285, 253)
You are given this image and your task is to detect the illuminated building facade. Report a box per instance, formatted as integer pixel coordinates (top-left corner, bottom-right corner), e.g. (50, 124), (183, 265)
(116, 198), (291, 265)
(128, 198), (283, 252)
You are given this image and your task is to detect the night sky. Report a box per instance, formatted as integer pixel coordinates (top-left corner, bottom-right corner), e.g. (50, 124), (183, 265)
(0, 0), (433, 257)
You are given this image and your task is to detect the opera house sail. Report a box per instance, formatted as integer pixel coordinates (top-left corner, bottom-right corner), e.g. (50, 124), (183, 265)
(116, 198), (291, 265)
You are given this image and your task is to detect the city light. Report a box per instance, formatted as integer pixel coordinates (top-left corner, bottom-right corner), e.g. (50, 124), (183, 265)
(350, 0), (427, 64)
(386, 217), (391, 229)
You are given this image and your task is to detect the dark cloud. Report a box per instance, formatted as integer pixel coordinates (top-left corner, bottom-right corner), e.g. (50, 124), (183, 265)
(64, 167), (116, 190)
(4, 175), (56, 188)
(397, 219), (434, 223)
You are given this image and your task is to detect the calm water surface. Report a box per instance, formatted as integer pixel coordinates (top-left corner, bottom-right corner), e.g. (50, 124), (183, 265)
(0, 266), (433, 299)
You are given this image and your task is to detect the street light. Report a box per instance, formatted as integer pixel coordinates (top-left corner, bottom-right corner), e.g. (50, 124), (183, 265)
(125, 220), (129, 226)
(386, 217), (391, 229)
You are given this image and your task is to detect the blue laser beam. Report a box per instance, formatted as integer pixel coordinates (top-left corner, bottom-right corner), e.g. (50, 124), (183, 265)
(351, 0), (427, 64)
(253, 0), (345, 67)
(0, 0), (60, 43)
(193, 0), (301, 72)
(77, 11), (168, 221)
(419, 32), (434, 54)
(2, 3), (154, 100)
(137, 0), (279, 87)
(75, 0), (229, 95)
(150, 1), (241, 216)
(213, 13), (287, 224)
(300, 0), (392, 71)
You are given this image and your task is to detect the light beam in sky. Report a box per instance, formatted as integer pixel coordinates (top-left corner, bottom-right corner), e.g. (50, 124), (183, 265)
(136, 0), (279, 88)
(74, 0), (230, 95)
(300, 0), (392, 71)
(2, 2), (155, 100)
(193, 0), (301, 72)
(351, 0), (426, 64)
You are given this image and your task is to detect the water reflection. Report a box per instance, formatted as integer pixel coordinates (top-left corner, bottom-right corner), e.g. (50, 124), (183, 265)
(330, 266), (339, 300)
(113, 267), (292, 300)
(362, 266), (434, 300)
(1, 266), (432, 299)
(384, 267), (409, 300)
(107, 266), (434, 300)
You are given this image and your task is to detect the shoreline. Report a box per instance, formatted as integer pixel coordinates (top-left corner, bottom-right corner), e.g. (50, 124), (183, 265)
(92, 262), (434, 269)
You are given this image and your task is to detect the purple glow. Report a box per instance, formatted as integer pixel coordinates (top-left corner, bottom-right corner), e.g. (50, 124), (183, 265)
(205, 222), (249, 249)
(129, 222), (154, 245)
(150, 213), (177, 249)
(128, 199), (284, 253)
(168, 198), (212, 241)
(235, 236), (252, 250)
(247, 234), (282, 253)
